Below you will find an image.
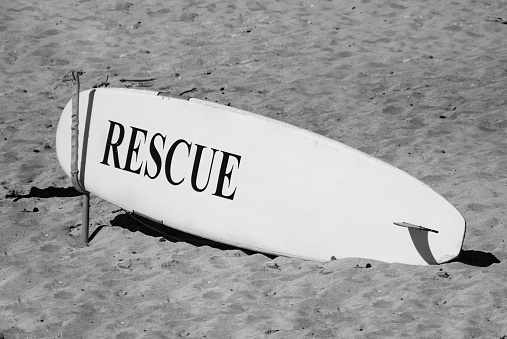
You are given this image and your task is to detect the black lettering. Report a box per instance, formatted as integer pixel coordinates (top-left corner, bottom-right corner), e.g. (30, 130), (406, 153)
(100, 120), (125, 168)
(191, 144), (219, 192)
(165, 139), (191, 185)
(213, 151), (241, 200)
(123, 126), (148, 174)
(144, 133), (165, 179)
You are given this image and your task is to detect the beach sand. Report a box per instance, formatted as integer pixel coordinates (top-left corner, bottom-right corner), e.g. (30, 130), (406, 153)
(1, 0), (507, 338)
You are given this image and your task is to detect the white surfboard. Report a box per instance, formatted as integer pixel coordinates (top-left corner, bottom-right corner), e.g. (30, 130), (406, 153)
(56, 88), (466, 265)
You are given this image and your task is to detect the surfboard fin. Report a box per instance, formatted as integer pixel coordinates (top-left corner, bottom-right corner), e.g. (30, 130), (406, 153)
(394, 222), (439, 234)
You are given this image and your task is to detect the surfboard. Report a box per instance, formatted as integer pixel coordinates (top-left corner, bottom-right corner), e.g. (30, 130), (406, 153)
(55, 88), (466, 265)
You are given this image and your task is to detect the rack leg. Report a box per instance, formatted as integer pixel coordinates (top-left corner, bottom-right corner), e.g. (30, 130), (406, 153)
(82, 193), (90, 246)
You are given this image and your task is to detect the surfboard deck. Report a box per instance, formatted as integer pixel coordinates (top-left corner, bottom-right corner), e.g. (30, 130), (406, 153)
(56, 88), (466, 265)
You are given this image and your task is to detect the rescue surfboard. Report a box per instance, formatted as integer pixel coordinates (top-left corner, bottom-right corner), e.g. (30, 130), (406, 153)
(56, 88), (466, 265)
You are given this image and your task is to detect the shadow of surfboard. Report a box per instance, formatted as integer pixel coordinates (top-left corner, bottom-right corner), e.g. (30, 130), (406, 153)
(5, 186), (82, 201)
(452, 250), (501, 267)
(109, 212), (277, 258)
(5, 186), (500, 267)
(109, 214), (500, 267)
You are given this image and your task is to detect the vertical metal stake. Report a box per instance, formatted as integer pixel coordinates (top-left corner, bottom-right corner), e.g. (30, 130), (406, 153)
(69, 70), (90, 247)
(82, 193), (90, 246)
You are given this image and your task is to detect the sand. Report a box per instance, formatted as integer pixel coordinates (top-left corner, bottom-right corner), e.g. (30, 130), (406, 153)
(1, 0), (507, 338)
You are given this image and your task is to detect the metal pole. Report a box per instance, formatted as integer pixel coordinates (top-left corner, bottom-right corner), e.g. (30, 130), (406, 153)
(82, 192), (89, 246)
(69, 70), (90, 247)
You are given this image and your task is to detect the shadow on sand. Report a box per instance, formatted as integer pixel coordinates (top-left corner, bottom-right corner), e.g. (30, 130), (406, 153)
(6, 186), (82, 202)
(109, 212), (276, 258)
(6, 186), (501, 267)
(453, 250), (501, 267)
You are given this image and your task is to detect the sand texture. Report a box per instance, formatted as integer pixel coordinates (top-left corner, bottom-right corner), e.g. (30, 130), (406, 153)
(1, 0), (507, 338)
